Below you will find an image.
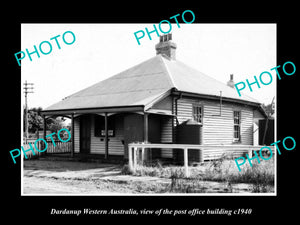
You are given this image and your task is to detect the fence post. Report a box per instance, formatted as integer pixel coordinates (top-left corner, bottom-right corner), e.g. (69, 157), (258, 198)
(183, 148), (189, 177)
(248, 147), (253, 158)
(133, 147), (137, 172)
(128, 145), (133, 171)
(141, 147), (145, 164)
(199, 148), (203, 163)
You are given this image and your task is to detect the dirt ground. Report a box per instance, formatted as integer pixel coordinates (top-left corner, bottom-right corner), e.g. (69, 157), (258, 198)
(23, 159), (254, 195)
(23, 159), (170, 195)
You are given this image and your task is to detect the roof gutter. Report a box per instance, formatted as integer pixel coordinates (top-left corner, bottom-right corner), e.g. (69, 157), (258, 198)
(172, 90), (261, 107)
(41, 105), (145, 116)
(172, 90), (267, 118)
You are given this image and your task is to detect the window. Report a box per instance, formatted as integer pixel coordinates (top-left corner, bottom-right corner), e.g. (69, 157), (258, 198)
(94, 115), (115, 137)
(192, 105), (203, 124)
(233, 111), (241, 142)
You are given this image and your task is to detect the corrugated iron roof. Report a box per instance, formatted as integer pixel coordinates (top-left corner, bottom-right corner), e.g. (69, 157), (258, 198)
(44, 55), (259, 112)
(162, 57), (259, 103)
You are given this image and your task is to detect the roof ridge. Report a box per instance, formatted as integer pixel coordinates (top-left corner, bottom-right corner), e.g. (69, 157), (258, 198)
(158, 55), (177, 89)
(111, 71), (165, 79)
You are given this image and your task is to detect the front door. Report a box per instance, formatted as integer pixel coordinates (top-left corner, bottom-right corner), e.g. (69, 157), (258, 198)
(124, 114), (143, 158)
(80, 115), (91, 154)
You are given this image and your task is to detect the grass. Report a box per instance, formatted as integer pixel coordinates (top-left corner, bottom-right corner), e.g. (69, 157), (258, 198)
(121, 154), (275, 193)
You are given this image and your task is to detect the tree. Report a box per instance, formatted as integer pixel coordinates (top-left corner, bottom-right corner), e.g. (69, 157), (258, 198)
(23, 107), (43, 133)
(46, 117), (66, 134)
(261, 97), (275, 117)
(24, 107), (66, 138)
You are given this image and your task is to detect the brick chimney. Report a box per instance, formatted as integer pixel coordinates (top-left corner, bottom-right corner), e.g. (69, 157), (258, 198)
(155, 33), (177, 60)
(227, 74), (235, 88)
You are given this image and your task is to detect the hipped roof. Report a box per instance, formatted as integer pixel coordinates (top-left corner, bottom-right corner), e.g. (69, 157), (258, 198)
(43, 55), (260, 113)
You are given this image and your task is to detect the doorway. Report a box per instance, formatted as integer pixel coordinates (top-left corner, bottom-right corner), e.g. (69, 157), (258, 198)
(80, 115), (91, 154)
(123, 114), (143, 158)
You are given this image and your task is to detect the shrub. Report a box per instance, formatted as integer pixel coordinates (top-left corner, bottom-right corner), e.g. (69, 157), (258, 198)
(121, 164), (133, 175)
(123, 155), (275, 193)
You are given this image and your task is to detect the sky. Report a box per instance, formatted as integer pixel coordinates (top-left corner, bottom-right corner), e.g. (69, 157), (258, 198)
(21, 23), (276, 110)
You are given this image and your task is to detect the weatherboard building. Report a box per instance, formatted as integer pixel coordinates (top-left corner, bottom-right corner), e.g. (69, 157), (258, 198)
(42, 34), (267, 162)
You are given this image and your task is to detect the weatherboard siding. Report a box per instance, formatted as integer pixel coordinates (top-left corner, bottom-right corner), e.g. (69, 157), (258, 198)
(160, 116), (173, 158)
(74, 117), (80, 153)
(149, 96), (173, 158)
(90, 115), (124, 155)
(74, 115), (124, 155)
(175, 97), (254, 146)
(240, 109), (253, 145)
(202, 103), (233, 145)
(73, 96), (254, 159)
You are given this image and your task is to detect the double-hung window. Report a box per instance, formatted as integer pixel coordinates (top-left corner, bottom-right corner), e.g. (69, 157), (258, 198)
(192, 105), (203, 124)
(233, 111), (241, 142)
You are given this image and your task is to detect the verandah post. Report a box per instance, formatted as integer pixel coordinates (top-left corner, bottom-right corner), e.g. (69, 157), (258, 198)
(42, 115), (46, 156)
(104, 112), (108, 159)
(71, 113), (74, 157)
(143, 112), (148, 161)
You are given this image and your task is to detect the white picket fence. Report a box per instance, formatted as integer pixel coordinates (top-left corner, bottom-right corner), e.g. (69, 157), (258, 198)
(23, 139), (71, 159)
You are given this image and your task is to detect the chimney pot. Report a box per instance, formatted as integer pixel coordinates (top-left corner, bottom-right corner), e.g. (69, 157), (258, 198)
(227, 74), (235, 88)
(155, 34), (177, 60)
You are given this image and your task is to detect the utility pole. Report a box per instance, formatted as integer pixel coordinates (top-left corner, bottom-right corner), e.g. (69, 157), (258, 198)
(23, 80), (34, 142)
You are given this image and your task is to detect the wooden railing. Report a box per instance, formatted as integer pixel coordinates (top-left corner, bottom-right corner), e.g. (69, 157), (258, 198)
(128, 143), (275, 177)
